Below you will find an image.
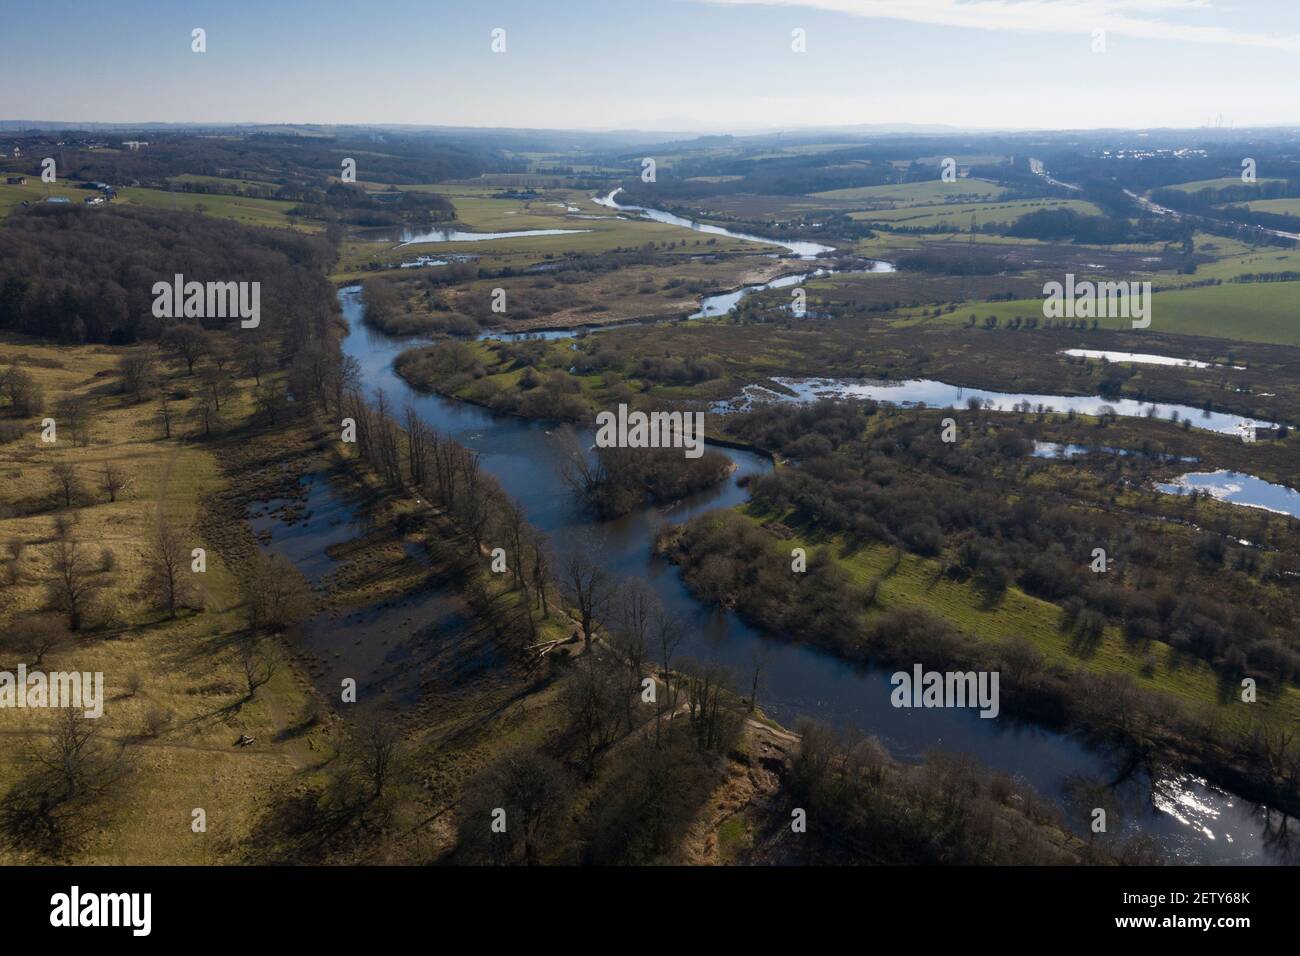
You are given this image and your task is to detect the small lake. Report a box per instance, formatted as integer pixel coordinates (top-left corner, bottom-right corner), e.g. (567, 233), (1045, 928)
(719, 376), (1277, 437)
(1156, 470), (1300, 518)
(393, 226), (591, 247)
(595, 188), (835, 258)
(246, 473), (358, 585)
(1033, 441), (1198, 462)
(1061, 348), (1242, 370)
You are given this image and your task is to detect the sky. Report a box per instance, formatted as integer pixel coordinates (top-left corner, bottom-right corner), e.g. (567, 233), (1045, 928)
(4, 0), (1300, 132)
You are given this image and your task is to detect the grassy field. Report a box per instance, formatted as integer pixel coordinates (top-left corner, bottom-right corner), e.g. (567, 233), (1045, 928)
(331, 188), (771, 279)
(737, 508), (1300, 733)
(1165, 177), (1287, 193)
(0, 180), (105, 216)
(852, 197), (1102, 230)
(0, 334), (326, 863)
(1232, 198), (1300, 217)
(932, 280), (1300, 346)
(115, 187), (317, 231)
(811, 178), (1007, 204)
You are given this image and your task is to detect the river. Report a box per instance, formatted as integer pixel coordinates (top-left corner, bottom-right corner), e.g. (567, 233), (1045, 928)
(332, 284), (1289, 864)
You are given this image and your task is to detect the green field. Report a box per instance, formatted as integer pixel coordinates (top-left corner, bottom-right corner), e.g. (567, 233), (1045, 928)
(1233, 198), (1300, 217)
(0, 179), (104, 215)
(751, 512), (1300, 731)
(811, 178), (1007, 204)
(852, 197), (1101, 230)
(1165, 177), (1286, 193)
(938, 280), (1300, 345)
(116, 186), (317, 230)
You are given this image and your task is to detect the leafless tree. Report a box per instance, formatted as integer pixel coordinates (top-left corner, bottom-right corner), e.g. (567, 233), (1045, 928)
(561, 544), (615, 652)
(613, 579), (658, 729)
(239, 635), (280, 701)
(98, 463), (132, 503)
(142, 519), (196, 619)
(237, 341), (266, 386)
(556, 425), (604, 499)
(162, 324), (211, 375)
(200, 366), (235, 411)
(335, 719), (405, 828)
(3, 616), (67, 667)
(655, 611), (688, 748)
(156, 391), (174, 439)
(53, 395), (91, 447)
(118, 353), (156, 401)
(239, 552), (312, 633)
(189, 391), (223, 437)
(564, 654), (626, 777)
(50, 462), (82, 509)
(48, 537), (98, 631)
(456, 752), (568, 866)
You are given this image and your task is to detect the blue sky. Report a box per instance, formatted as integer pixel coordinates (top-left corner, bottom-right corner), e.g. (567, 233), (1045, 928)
(4, 0), (1299, 130)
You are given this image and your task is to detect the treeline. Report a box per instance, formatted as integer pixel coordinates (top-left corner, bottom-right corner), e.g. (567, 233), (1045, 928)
(1006, 207), (1189, 244)
(726, 402), (1300, 689)
(661, 508), (1300, 817)
(7, 130), (496, 189)
(0, 205), (336, 344)
(559, 432), (733, 518)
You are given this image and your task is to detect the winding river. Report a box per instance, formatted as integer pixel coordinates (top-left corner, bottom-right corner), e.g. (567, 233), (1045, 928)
(336, 283), (1289, 865)
(311, 182), (1293, 864)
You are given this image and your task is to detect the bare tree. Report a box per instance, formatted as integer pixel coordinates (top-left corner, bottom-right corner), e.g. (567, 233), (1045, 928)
(189, 391), (223, 437)
(239, 552), (312, 633)
(98, 463), (132, 503)
(200, 366), (235, 411)
(156, 391), (174, 439)
(456, 752), (568, 866)
(336, 719), (405, 828)
(162, 324), (211, 375)
(237, 341), (266, 386)
(655, 611), (688, 748)
(3, 616), (68, 667)
(239, 636), (280, 701)
(50, 462), (82, 509)
(254, 379), (290, 426)
(0, 707), (130, 850)
(561, 544), (615, 652)
(52, 395), (91, 447)
(529, 528), (551, 619)
(613, 579), (658, 729)
(48, 537), (98, 631)
(118, 353), (156, 401)
(556, 425), (603, 500)
(564, 655), (626, 776)
(142, 520), (197, 619)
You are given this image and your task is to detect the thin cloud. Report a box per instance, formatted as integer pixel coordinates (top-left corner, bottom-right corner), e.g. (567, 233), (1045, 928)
(701, 0), (1300, 53)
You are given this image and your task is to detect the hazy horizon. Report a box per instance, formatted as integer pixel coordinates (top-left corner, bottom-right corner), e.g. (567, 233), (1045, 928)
(4, 0), (1299, 131)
